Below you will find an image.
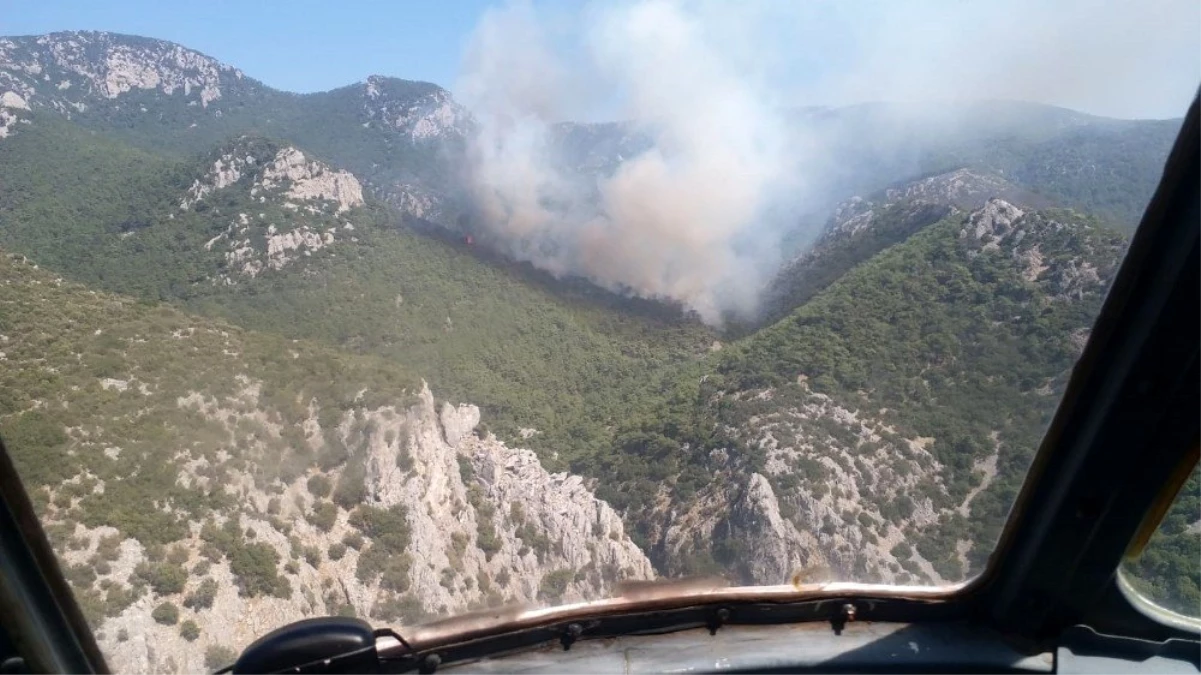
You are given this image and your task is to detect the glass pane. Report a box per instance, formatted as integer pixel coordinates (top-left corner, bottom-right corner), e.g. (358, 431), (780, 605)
(0, 3), (1196, 673)
(1122, 465), (1201, 618)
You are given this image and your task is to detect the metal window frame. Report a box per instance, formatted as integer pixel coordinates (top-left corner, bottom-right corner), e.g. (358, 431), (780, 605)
(0, 438), (109, 673)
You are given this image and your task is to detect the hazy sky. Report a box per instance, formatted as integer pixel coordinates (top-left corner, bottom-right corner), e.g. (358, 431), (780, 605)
(1, 0), (1197, 119)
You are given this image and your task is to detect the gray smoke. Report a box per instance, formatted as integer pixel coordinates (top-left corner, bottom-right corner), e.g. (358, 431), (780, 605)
(456, 0), (1199, 325)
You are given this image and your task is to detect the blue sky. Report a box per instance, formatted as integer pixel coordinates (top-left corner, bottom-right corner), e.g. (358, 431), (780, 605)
(2, 0), (1198, 119)
(0, 0), (517, 92)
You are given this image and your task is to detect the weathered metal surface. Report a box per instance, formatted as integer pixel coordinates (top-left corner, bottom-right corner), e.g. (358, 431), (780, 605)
(386, 580), (970, 655)
(434, 621), (1053, 673)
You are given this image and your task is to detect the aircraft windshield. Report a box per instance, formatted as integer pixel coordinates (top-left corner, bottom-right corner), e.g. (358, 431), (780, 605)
(0, 1), (1197, 672)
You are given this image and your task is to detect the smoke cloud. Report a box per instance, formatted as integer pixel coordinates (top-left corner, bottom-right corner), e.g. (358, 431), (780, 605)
(456, 0), (1199, 325)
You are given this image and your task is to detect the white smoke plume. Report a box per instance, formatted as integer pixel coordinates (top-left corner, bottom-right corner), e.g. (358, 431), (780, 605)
(457, 0), (804, 325)
(456, 0), (1199, 326)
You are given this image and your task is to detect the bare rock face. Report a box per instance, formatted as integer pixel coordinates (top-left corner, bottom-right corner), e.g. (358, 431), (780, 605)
(767, 390), (955, 582)
(384, 184), (440, 219)
(815, 170), (1037, 250)
(90, 381), (652, 674)
(0, 31), (243, 113)
(959, 200), (1119, 303)
(734, 473), (836, 584)
(362, 75), (470, 142)
(0, 91), (28, 110)
(360, 383), (654, 614)
(259, 148), (364, 213)
(180, 153), (258, 209)
(0, 90), (30, 139)
(185, 145), (364, 215)
(648, 383), (959, 588)
(439, 401), (481, 447)
(965, 198), (1025, 248)
(882, 169), (1039, 211)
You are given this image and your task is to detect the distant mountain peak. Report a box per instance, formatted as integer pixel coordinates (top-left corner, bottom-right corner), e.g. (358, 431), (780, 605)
(959, 198), (1121, 303)
(359, 75), (469, 142)
(757, 168), (1056, 327)
(0, 30), (249, 119)
(813, 168), (1037, 248)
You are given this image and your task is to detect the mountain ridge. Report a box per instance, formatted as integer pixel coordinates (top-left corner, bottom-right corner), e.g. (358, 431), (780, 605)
(3, 30), (1181, 237)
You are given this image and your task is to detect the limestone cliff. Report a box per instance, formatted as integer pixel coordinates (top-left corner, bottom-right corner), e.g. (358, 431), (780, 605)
(59, 381), (651, 674)
(0, 31), (244, 114)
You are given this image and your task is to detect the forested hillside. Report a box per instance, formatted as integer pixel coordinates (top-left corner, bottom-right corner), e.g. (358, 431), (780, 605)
(1123, 467), (1201, 616)
(0, 109), (716, 471)
(790, 101), (1179, 234)
(585, 198), (1130, 584)
(0, 250), (656, 671)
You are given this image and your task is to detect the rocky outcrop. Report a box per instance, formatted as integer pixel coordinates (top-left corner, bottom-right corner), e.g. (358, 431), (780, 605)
(0, 91), (28, 139)
(0, 91), (27, 109)
(179, 143), (367, 282)
(960, 199), (1120, 302)
(881, 169), (1043, 212)
(818, 170), (1038, 248)
(714, 386), (947, 585)
(180, 152), (258, 209)
(362, 75), (470, 142)
(214, 217), (349, 280)
(0, 31), (242, 114)
(359, 384), (653, 612)
(258, 148), (364, 213)
(78, 380), (651, 674)
(963, 198), (1025, 248)
(384, 184), (439, 220)
(722, 473), (824, 584)
(183, 146), (364, 214)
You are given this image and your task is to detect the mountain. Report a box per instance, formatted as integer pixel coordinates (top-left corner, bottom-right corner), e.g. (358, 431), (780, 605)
(0, 114), (718, 470)
(756, 169), (1052, 326)
(3, 32), (1178, 240)
(0, 29), (1194, 674)
(784, 100), (1180, 232)
(0, 251), (653, 671)
(0, 31), (470, 223)
(580, 193), (1128, 584)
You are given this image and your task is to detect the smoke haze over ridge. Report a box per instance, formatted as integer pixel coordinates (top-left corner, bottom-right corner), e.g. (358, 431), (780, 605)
(456, 0), (1199, 324)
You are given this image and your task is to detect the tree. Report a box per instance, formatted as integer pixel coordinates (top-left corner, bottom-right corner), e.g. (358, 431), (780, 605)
(151, 602), (179, 625)
(133, 561), (187, 596)
(307, 474), (332, 499)
(341, 532), (364, 550)
(308, 501), (338, 532)
(538, 569), (574, 604)
(328, 543), (346, 561)
(228, 542), (290, 598)
(348, 504), (410, 553)
(332, 462), (367, 510)
(205, 645), (237, 671)
(179, 620), (200, 641)
(183, 578), (218, 610)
